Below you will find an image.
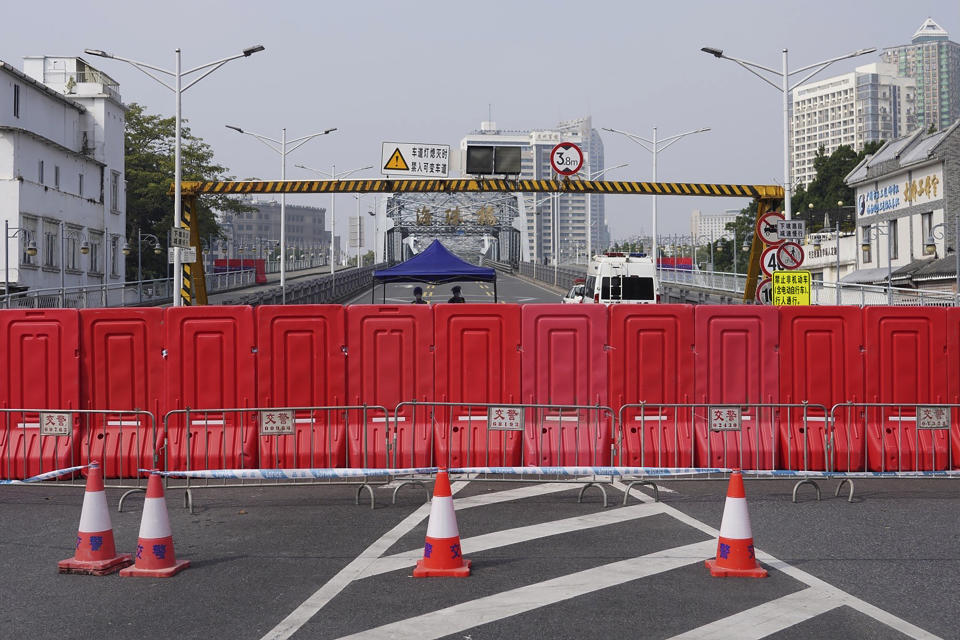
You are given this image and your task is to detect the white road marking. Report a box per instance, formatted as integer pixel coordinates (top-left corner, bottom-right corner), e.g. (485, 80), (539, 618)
(357, 500), (667, 578)
(334, 540), (716, 640)
(260, 481), (584, 640)
(615, 481), (941, 640)
(668, 588), (841, 639)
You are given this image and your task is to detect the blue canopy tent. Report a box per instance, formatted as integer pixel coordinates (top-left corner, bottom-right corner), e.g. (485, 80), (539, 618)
(372, 239), (497, 302)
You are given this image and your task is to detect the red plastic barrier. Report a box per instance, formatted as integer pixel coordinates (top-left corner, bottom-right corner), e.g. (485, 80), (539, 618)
(864, 307), (948, 471)
(521, 304), (609, 465)
(256, 305), (347, 468)
(947, 309), (960, 469)
(778, 306), (863, 471)
(610, 305), (695, 467)
(434, 304), (522, 467)
(0, 310), (81, 478)
(163, 306), (257, 471)
(80, 309), (164, 477)
(346, 305), (433, 468)
(694, 306), (778, 469)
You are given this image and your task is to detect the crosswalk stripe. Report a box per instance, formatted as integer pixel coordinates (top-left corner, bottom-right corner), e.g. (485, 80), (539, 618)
(667, 588), (840, 639)
(357, 500), (667, 578)
(334, 540), (715, 640)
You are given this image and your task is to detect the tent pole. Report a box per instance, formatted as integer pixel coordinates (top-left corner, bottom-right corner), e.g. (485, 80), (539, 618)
(494, 279), (498, 303)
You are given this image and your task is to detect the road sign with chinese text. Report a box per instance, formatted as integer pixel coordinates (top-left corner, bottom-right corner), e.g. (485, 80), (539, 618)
(381, 142), (450, 177)
(488, 406), (525, 431)
(39, 412), (72, 437)
(259, 409), (295, 435)
(777, 219), (806, 240)
(772, 270), (811, 305)
(171, 227), (190, 248)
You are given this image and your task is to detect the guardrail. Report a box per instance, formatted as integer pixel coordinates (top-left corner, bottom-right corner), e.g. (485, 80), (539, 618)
(218, 264), (381, 306)
(517, 261), (958, 306)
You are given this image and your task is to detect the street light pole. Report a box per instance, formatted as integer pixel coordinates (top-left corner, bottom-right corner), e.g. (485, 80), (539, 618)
(700, 45), (876, 220)
(295, 163), (373, 296)
(85, 44), (265, 307)
(225, 124), (335, 304)
(584, 163), (628, 262)
(603, 126), (710, 277)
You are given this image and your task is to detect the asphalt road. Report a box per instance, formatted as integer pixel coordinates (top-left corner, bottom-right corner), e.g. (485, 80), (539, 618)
(346, 271), (564, 305)
(1, 476), (955, 639)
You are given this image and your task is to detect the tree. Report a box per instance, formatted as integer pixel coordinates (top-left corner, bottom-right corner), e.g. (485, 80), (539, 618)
(792, 141), (884, 232)
(124, 103), (251, 280)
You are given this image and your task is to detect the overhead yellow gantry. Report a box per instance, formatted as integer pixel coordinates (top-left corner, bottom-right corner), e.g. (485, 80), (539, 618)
(176, 178), (783, 305)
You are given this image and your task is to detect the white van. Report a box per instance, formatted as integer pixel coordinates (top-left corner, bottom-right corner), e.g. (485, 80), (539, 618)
(581, 253), (658, 304)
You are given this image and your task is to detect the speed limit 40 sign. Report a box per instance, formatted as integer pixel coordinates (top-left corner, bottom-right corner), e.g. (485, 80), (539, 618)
(550, 142), (584, 176)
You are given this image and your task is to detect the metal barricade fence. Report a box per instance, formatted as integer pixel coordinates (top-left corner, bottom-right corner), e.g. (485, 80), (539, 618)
(616, 402), (831, 471)
(162, 404), (390, 483)
(828, 402), (958, 472)
(0, 408), (156, 487)
(393, 401), (617, 471)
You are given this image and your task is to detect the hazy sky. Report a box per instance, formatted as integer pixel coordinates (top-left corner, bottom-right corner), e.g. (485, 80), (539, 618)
(3, 0), (957, 245)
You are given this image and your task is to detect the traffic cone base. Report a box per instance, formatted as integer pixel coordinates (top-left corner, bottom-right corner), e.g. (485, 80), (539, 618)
(59, 462), (133, 575)
(119, 472), (190, 578)
(413, 470), (471, 578)
(706, 471), (767, 579)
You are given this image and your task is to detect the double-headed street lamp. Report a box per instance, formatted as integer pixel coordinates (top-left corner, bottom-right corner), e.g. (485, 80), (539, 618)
(295, 164), (373, 295)
(225, 124), (336, 304)
(85, 44), (265, 307)
(699, 45), (876, 221)
(4, 222), (37, 306)
(603, 126), (709, 277)
(123, 229), (164, 302)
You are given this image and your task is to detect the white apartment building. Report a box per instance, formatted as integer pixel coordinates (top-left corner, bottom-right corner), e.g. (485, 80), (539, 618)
(690, 208), (738, 243)
(0, 56), (125, 294)
(792, 63), (916, 187)
(460, 116), (607, 264)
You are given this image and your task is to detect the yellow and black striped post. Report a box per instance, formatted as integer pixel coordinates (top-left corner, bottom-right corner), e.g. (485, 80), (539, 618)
(178, 194), (210, 306)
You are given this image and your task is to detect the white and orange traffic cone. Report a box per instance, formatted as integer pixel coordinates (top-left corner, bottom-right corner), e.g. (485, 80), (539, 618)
(119, 471), (190, 578)
(413, 469), (471, 578)
(58, 461), (133, 575)
(705, 470), (768, 578)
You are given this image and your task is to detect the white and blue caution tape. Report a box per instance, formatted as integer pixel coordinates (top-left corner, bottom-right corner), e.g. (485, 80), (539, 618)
(141, 467), (441, 480)
(0, 464), (90, 484)
(140, 466), (960, 481)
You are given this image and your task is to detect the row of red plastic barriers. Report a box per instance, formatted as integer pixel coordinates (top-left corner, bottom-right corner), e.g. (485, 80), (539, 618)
(1, 303), (959, 481)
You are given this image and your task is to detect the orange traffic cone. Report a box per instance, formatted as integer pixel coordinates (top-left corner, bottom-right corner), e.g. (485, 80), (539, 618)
(413, 469), (471, 578)
(705, 470), (768, 578)
(58, 461), (133, 575)
(119, 471), (190, 578)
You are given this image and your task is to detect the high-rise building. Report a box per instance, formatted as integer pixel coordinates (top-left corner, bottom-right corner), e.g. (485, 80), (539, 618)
(460, 116), (605, 263)
(791, 63), (916, 187)
(690, 209), (738, 242)
(882, 17), (960, 133)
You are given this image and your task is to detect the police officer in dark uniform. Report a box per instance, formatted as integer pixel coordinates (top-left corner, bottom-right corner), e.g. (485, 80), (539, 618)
(448, 285), (465, 303)
(412, 286), (427, 304)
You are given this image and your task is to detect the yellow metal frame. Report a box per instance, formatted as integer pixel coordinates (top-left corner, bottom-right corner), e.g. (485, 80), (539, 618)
(176, 179), (783, 305)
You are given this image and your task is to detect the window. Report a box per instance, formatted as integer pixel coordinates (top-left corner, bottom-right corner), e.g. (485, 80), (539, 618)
(110, 236), (119, 277)
(921, 212), (933, 245)
(110, 171), (120, 213)
(79, 173), (84, 197)
(862, 225), (872, 263)
(54, 166), (60, 189)
(39, 160), (44, 184)
(88, 237), (101, 274)
(889, 220), (898, 260)
(44, 231), (57, 267)
(13, 84), (19, 118)
(65, 236), (79, 270)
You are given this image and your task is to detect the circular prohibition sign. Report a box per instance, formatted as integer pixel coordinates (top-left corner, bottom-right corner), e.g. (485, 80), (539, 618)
(755, 211), (785, 247)
(755, 277), (773, 304)
(776, 241), (805, 270)
(550, 142), (584, 176)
